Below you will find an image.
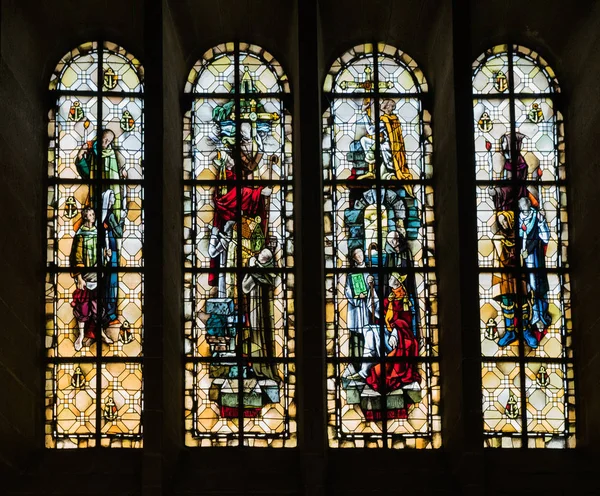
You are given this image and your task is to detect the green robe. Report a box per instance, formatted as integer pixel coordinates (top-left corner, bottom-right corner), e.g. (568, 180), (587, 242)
(76, 141), (122, 221)
(70, 225), (98, 287)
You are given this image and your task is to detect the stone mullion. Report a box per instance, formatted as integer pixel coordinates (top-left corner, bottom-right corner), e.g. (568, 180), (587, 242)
(296, 0), (327, 494)
(451, 0), (485, 493)
(142, 0), (164, 494)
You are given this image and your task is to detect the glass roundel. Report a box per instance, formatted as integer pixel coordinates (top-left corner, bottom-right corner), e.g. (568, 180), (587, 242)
(183, 43), (295, 447)
(46, 41), (144, 449)
(473, 44), (575, 449)
(323, 43), (440, 449)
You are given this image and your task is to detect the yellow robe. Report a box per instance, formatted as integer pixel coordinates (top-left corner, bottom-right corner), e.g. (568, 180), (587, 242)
(381, 113), (413, 196)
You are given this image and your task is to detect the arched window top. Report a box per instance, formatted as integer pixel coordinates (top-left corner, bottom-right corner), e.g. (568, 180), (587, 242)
(46, 40), (145, 449)
(472, 45), (573, 449)
(322, 43), (438, 449)
(323, 43), (428, 94)
(183, 41), (295, 447)
(185, 42), (290, 94)
(473, 44), (559, 95)
(49, 41), (144, 93)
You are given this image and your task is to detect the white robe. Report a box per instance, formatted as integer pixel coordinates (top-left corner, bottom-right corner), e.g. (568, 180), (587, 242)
(344, 265), (379, 343)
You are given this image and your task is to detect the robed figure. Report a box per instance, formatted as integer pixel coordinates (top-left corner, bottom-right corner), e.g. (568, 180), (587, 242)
(344, 248), (379, 368)
(384, 229), (419, 337)
(352, 273), (420, 392)
(488, 133), (546, 348)
(101, 189), (125, 326)
(491, 132), (540, 208)
(70, 206), (113, 351)
(241, 248), (280, 382)
(519, 197), (551, 348)
(75, 129), (128, 331)
(204, 93), (281, 386)
(358, 98), (412, 190)
(207, 101), (272, 291)
(76, 129), (128, 219)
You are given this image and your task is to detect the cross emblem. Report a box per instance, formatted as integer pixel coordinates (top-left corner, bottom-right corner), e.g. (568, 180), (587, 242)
(339, 66), (394, 91)
(230, 99), (280, 154)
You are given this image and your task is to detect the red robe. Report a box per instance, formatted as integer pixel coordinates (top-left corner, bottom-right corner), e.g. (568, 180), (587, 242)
(366, 287), (420, 393)
(208, 169), (267, 286)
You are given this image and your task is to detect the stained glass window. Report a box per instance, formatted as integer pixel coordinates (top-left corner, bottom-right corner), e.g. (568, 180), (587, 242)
(46, 42), (144, 448)
(323, 44), (440, 448)
(473, 45), (575, 448)
(183, 43), (295, 447)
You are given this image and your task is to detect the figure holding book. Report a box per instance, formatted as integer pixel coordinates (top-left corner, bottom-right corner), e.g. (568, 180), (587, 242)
(344, 248), (379, 367)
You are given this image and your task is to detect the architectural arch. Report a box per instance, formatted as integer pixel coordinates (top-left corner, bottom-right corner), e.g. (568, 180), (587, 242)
(473, 44), (575, 448)
(46, 41), (145, 448)
(322, 43), (440, 449)
(183, 42), (296, 447)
